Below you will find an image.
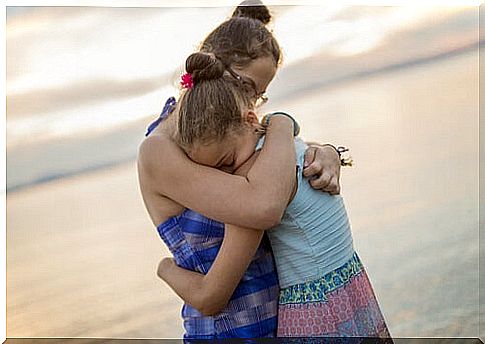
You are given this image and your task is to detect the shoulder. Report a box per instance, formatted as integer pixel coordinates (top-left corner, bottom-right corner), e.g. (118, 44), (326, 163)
(294, 137), (308, 167)
(138, 134), (164, 167)
(138, 133), (185, 177)
(294, 137), (308, 150)
(255, 136), (307, 167)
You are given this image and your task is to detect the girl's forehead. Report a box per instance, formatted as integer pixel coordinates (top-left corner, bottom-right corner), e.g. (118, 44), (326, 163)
(189, 139), (233, 167)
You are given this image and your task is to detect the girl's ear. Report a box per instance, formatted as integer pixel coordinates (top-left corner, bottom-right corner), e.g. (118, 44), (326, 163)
(244, 110), (259, 125)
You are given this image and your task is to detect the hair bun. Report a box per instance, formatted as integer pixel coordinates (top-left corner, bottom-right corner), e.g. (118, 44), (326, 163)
(185, 52), (225, 84)
(232, 0), (271, 25)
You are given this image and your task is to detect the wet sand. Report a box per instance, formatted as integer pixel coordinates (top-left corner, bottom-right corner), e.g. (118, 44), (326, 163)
(6, 50), (479, 338)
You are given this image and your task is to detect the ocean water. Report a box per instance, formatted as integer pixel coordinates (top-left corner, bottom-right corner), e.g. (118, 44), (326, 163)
(6, 5), (480, 191)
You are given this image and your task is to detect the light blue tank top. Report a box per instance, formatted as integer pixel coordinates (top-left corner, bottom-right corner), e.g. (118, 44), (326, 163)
(256, 137), (355, 288)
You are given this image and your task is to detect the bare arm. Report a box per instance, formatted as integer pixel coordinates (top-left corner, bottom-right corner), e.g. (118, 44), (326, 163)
(138, 116), (296, 229)
(157, 224), (263, 316)
(154, 142), (341, 315)
(156, 154), (288, 315)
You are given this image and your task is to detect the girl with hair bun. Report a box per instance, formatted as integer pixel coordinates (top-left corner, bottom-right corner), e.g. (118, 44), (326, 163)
(139, 1), (344, 339)
(158, 49), (392, 340)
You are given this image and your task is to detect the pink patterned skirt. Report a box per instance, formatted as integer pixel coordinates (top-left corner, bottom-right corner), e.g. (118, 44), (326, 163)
(277, 252), (392, 339)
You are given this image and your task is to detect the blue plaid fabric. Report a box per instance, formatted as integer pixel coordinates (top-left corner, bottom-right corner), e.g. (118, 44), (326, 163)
(145, 96), (176, 137)
(147, 98), (279, 339)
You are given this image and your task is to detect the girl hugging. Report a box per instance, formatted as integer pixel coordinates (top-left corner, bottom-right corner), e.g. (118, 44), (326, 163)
(157, 52), (392, 339)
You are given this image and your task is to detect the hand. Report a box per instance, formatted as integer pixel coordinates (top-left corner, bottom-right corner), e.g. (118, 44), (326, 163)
(303, 145), (341, 195)
(157, 257), (175, 280)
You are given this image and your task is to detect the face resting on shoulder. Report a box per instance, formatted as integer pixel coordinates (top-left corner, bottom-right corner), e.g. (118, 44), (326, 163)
(187, 111), (262, 174)
(233, 55), (277, 97)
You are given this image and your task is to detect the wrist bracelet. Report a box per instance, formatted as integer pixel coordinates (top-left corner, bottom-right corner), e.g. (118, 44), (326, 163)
(323, 144), (353, 167)
(262, 111), (300, 137)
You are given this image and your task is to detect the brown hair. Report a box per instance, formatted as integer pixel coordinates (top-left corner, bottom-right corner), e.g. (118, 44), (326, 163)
(176, 1), (279, 152)
(200, 0), (282, 69)
(176, 53), (254, 152)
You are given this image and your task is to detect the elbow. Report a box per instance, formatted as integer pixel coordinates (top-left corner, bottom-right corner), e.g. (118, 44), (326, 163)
(252, 202), (284, 229)
(198, 303), (226, 317)
(193, 292), (229, 316)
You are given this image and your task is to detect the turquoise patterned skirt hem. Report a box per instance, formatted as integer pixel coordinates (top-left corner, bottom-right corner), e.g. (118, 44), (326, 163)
(279, 251), (363, 305)
(277, 252), (392, 339)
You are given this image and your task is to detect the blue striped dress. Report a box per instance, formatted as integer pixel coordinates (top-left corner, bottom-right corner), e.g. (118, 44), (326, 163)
(146, 98), (279, 339)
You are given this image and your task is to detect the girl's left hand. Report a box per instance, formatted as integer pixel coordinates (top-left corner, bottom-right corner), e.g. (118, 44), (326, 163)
(303, 145), (341, 195)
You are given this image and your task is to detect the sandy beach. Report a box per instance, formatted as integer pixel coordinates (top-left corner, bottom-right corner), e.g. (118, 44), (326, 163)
(6, 50), (479, 338)
(7, 161), (185, 338)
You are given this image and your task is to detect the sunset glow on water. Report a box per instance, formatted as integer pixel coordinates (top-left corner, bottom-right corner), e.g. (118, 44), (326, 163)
(6, 5), (478, 148)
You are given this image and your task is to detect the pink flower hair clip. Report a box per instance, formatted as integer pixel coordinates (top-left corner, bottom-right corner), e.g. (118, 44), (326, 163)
(180, 72), (194, 89)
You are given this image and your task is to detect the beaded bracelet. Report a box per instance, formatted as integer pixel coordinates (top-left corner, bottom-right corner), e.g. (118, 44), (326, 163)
(322, 144), (353, 167)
